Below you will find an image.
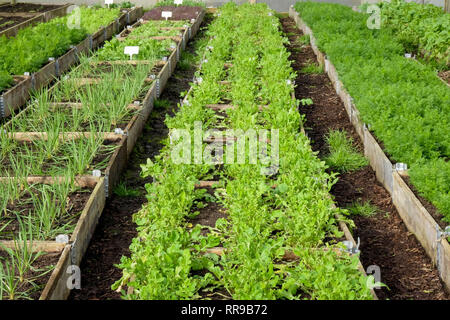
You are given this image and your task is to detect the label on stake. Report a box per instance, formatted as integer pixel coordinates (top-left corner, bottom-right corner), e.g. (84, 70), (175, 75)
(105, 0), (113, 8)
(161, 11), (172, 20)
(124, 46), (139, 60)
(174, 0), (183, 5)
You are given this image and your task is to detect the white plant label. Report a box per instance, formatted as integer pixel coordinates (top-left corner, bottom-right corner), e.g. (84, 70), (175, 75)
(105, 0), (113, 8)
(174, 0), (183, 5)
(162, 11), (173, 21)
(56, 234), (69, 243)
(124, 46), (139, 60)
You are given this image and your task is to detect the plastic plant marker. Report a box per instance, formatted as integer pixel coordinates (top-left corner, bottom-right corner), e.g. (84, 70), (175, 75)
(105, 0), (113, 8)
(174, 0), (183, 5)
(124, 46), (139, 60)
(162, 11), (173, 21)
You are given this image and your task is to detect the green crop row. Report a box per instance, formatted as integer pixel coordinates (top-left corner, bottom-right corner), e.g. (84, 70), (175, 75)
(294, 2), (450, 222)
(113, 3), (374, 300)
(95, 37), (173, 61)
(374, 0), (449, 69)
(0, 7), (121, 92)
(0, 19), (181, 300)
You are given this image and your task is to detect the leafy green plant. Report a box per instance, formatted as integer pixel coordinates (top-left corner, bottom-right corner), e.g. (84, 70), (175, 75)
(324, 130), (368, 173)
(154, 98), (171, 110)
(346, 200), (378, 217)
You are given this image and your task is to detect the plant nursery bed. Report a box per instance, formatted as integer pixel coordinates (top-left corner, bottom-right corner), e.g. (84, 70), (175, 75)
(288, 7), (450, 294)
(143, 5), (203, 21)
(106, 4), (379, 300)
(0, 177), (107, 300)
(69, 13), (211, 300)
(0, 3), (70, 38)
(1, 8), (206, 301)
(0, 138), (120, 177)
(0, 3), (62, 13)
(0, 6), (143, 118)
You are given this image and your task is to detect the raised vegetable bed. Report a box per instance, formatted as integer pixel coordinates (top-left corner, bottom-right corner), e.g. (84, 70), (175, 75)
(113, 3), (377, 300)
(289, 4), (450, 293)
(0, 7), (204, 300)
(0, 6), (144, 118)
(0, 3), (69, 37)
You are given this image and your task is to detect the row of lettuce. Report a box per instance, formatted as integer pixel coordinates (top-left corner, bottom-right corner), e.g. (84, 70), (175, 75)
(0, 6), (123, 92)
(0, 18), (182, 300)
(294, 2), (450, 222)
(113, 3), (374, 300)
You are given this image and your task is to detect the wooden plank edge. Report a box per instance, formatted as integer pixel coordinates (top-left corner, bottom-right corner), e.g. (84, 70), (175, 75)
(69, 177), (106, 266)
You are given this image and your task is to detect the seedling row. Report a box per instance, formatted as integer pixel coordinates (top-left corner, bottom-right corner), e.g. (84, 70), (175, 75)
(0, 7), (205, 300)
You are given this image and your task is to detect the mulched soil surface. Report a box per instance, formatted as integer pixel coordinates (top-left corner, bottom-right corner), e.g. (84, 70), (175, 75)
(69, 17), (211, 300)
(0, 16), (27, 32)
(282, 16), (449, 300)
(0, 250), (60, 300)
(0, 4), (61, 13)
(189, 186), (227, 236)
(143, 6), (203, 21)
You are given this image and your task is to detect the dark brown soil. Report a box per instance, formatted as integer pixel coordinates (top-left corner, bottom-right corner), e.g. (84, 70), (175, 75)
(0, 250), (60, 300)
(143, 6), (203, 21)
(282, 16), (449, 300)
(0, 16), (27, 32)
(69, 16), (212, 300)
(0, 4), (61, 13)
(1, 190), (91, 240)
(190, 186), (227, 236)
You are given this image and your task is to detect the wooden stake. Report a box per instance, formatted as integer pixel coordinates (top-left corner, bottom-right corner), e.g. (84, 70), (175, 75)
(0, 241), (65, 253)
(195, 181), (219, 188)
